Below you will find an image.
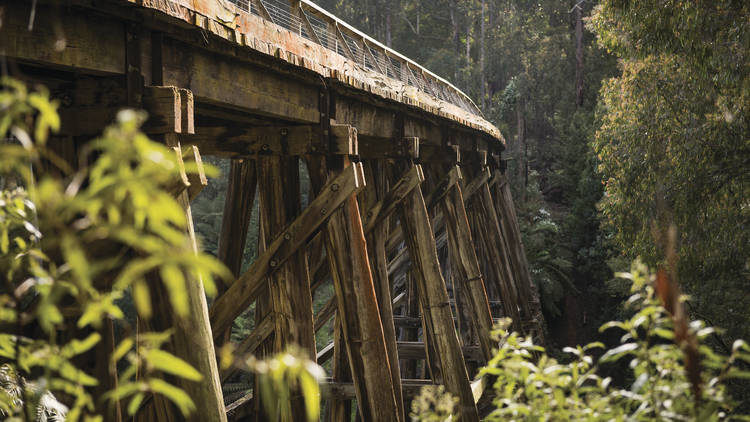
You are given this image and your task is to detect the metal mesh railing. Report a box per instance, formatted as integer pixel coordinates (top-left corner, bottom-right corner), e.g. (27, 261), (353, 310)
(226, 0), (481, 115)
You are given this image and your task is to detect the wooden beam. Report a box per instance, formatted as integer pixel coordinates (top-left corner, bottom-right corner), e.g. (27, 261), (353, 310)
(216, 159), (257, 288)
(361, 159), (405, 422)
(312, 156), (403, 422)
(363, 164), (424, 236)
(396, 170), (479, 421)
(469, 179), (523, 332)
(208, 163), (364, 339)
(183, 145), (208, 202)
(440, 179), (495, 363)
(142, 86), (182, 134)
(396, 341), (482, 362)
(0, 3), (125, 74)
(314, 296), (337, 332)
(162, 37), (320, 123)
(321, 379), (435, 399)
(144, 135), (227, 422)
(257, 156), (314, 420)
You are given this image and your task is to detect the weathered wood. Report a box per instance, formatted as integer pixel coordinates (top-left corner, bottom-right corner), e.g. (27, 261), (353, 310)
(184, 125), (322, 157)
(141, 136), (227, 422)
(142, 86), (182, 134)
(363, 164), (424, 236)
(257, 156), (315, 421)
(209, 163), (363, 339)
(469, 178), (523, 331)
(321, 378), (434, 399)
(0, 3), (125, 74)
(313, 155), (402, 422)
(179, 88), (195, 134)
(440, 179), (495, 363)
(314, 296), (337, 332)
(495, 172), (545, 341)
(216, 159), (257, 291)
(183, 145), (208, 202)
(362, 160), (405, 422)
(396, 341), (482, 362)
(396, 172), (479, 421)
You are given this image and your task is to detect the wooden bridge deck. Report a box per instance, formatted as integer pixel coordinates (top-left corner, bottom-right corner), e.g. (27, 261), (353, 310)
(1, 0), (544, 420)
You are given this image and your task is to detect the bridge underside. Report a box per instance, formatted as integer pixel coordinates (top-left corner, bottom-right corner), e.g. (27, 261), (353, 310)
(2, 0), (545, 420)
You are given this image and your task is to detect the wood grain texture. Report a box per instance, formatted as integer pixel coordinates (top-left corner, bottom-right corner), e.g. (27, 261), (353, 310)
(397, 181), (479, 421)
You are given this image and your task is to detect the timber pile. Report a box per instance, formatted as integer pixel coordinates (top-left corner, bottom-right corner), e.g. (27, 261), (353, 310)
(1, 0), (545, 420)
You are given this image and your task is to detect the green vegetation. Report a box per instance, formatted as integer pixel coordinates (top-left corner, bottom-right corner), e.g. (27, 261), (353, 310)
(415, 262), (750, 421)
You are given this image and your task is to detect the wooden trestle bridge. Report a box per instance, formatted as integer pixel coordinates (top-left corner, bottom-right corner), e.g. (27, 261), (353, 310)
(2, 0), (545, 420)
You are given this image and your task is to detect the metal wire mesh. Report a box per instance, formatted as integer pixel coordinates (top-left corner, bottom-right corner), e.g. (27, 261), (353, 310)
(227, 0), (479, 115)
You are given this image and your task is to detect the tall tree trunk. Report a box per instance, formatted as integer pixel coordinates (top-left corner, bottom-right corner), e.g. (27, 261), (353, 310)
(450, 3), (459, 81)
(516, 101), (527, 202)
(480, 0), (486, 111)
(574, 4), (584, 107)
(385, 0), (392, 47)
(465, 25), (470, 63)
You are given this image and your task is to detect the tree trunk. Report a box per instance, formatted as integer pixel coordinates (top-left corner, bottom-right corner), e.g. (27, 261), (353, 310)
(516, 102), (527, 201)
(574, 4), (584, 107)
(480, 0), (486, 111)
(385, 0), (392, 47)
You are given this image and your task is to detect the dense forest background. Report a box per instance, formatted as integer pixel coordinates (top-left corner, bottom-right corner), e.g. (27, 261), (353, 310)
(192, 0), (749, 356)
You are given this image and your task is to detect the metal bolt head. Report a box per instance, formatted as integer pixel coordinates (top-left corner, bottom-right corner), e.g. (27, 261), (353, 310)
(331, 183), (340, 192)
(280, 128), (288, 136)
(270, 259), (278, 267)
(284, 233), (291, 240)
(262, 144), (270, 151)
(320, 207), (327, 215)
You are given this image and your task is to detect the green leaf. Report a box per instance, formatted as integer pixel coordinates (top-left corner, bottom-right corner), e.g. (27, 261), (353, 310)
(299, 371), (321, 422)
(160, 264), (188, 317)
(148, 378), (196, 417)
(599, 343), (638, 363)
(64, 333), (102, 356)
(133, 280), (152, 319)
(145, 349), (203, 382)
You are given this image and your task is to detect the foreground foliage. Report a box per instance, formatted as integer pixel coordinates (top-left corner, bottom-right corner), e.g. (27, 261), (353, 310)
(414, 262), (750, 421)
(0, 78), (322, 421)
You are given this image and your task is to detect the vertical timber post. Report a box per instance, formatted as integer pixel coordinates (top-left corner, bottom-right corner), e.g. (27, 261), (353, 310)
(394, 141), (480, 422)
(308, 125), (402, 422)
(439, 166), (495, 363)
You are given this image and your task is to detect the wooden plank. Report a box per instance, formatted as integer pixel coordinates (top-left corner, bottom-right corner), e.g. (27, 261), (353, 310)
(396, 176), (479, 421)
(312, 156), (403, 422)
(495, 172), (545, 340)
(440, 180), (495, 363)
(208, 163), (363, 339)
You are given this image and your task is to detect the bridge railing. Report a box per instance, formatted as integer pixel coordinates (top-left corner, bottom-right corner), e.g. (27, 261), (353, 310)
(229, 0), (482, 116)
